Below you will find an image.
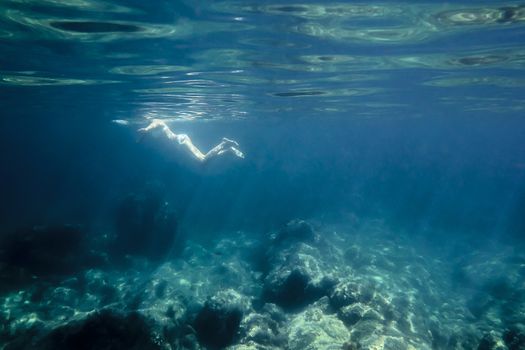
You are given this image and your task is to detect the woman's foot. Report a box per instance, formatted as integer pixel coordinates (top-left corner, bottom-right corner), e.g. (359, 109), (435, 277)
(221, 137), (239, 147)
(230, 146), (244, 158)
(216, 140), (244, 159)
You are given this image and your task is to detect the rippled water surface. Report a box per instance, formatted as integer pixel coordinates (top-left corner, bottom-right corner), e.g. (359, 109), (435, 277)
(1, 0), (525, 121)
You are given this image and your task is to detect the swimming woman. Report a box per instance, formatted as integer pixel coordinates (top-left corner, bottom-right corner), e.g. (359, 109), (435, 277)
(137, 119), (244, 162)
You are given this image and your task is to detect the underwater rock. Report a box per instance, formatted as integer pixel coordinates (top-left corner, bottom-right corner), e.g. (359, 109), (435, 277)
(361, 335), (408, 350)
(454, 250), (525, 335)
(263, 244), (337, 310)
(236, 311), (285, 348)
(503, 328), (525, 350)
(112, 190), (178, 262)
(262, 220), (336, 310)
(287, 297), (350, 350)
(259, 302), (287, 325)
(38, 309), (161, 350)
(329, 280), (375, 309)
(477, 331), (506, 350)
(5, 219), (519, 350)
(194, 289), (251, 349)
(347, 314), (415, 350)
(0, 224), (103, 288)
(330, 281), (359, 308)
(233, 303), (287, 348)
(342, 341), (361, 350)
(270, 219), (318, 247)
(338, 303), (367, 326)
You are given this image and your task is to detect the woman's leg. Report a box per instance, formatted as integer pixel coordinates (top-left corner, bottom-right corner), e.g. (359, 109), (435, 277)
(176, 134), (207, 161)
(178, 136), (244, 162)
(138, 119), (244, 162)
(202, 138), (244, 161)
(138, 119), (178, 140)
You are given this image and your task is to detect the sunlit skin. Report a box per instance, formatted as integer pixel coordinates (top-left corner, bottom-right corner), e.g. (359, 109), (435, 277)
(138, 119), (244, 162)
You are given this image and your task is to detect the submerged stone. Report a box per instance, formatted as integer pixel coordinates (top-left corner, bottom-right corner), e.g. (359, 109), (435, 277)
(0, 224), (103, 289)
(339, 303), (366, 326)
(287, 298), (349, 350)
(263, 250), (336, 310)
(262, 220), (336, 310)
(237, 311), (285, 348)
(271, 219), (318, 247)
(478, 331), (505, 350)
(330, 281), (360, 308)
(330, 280), (375, 310)
(503, 328), (525, 350)
(38, 310), (160, 350)
(194, 289), (250, 349)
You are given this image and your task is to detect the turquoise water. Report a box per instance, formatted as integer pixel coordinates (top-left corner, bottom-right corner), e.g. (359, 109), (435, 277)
(1, 1), (525, 349)
(1, 2), (525, 119)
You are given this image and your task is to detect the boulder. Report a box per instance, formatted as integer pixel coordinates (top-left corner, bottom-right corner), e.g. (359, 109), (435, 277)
(270, 220), (318, 248)
(477, 331), (506, 350)
(287, 297), (350, 350)
(503, 328), (525, 350)
(0, 224), (103, 289)
(194, 289), (251, 349)
(38, 309), (161, 350)
(262, 220), (336, 310)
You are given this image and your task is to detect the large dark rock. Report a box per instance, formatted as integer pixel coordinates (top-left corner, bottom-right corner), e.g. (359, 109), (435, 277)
(112, 189), (178, 261)
(0, 225), (103, 289)
(329, 281), (375, 309)
(504, 328), (525, 350)
(263, 259), (336, 310)
(240, 304), (286, 349)
(270, 219), (318, 247)
(338, 303), (366, 327)
(194, 289), (250, 349)
(477, 332), (502, 350)
(287, 297), (350, 350)
(38, 309), (161, 350)
(262, 220), (336, 310)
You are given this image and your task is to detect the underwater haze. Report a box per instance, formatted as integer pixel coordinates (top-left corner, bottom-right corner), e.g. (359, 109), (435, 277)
(1, 1), (525, 349)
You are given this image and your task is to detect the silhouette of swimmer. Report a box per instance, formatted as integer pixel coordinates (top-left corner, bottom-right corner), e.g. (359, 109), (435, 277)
(137, 119), (244, 162)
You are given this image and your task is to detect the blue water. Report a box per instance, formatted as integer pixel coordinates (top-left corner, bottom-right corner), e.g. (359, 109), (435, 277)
(1, 1), (525, 349)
